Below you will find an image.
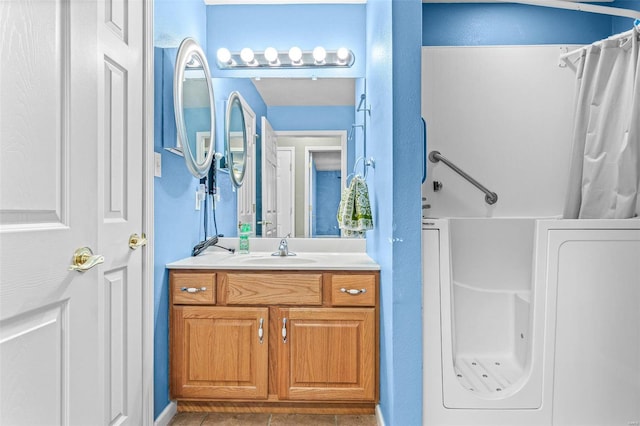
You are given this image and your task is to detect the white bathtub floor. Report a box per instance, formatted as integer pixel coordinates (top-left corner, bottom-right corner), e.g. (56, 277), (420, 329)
(454, 355), (523, 395)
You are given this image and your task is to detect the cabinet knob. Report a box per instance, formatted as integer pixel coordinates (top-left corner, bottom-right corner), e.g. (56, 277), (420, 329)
(340, 288), (367, 295)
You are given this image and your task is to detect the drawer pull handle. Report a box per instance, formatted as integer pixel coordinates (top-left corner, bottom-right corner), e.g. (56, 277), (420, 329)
(181, 287), (207, 293)
(340, 288), (367, 295)
(282, 318), (287, 343)
(258, 318), (264, 344)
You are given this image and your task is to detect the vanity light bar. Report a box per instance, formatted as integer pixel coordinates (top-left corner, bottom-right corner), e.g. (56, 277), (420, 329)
(216, 47), (355, 69)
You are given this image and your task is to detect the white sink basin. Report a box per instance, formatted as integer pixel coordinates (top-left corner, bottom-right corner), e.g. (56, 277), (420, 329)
(167, 244), (380, 271)
(239, 255), (317, 265)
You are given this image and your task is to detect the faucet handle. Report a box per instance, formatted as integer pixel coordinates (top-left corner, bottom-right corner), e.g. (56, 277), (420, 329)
(272, 237), (295, 257)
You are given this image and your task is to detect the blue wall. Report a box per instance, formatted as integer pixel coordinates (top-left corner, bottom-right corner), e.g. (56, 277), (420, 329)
(184, 108), (210, 145)
(390, 0), (424, 421)
(353, 78), (367, 173)
(268, 106), (355, 131)
(154, 46), (204, 421)
(422, 3), (611, 46)
(612, 1), (640, 33)
(315, 170), (341, 237)
(423, 2), (640, 46)
(366, 0), (423, 424)
(153, 0), (208, 419)
(154, 0), (207, 49)
(366, 0), (398, 424)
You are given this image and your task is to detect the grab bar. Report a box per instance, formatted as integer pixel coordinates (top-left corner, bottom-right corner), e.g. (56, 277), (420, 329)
(428, 150), (498, 205)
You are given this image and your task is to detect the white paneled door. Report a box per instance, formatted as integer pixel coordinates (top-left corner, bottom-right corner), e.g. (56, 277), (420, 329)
(0, 1), (147, 425)
(276, 147), (295, 238)
(261, 117), (278, 238)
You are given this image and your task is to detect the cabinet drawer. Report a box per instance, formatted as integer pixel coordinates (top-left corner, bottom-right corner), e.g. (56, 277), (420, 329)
(223, 273), (322, 305)
(330, 274), (376, 306)
(172, 272), (216, 304)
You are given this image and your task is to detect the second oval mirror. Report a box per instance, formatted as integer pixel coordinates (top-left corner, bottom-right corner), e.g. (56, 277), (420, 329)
(173, 38), (216, 178)
(225, 91), (248, 187)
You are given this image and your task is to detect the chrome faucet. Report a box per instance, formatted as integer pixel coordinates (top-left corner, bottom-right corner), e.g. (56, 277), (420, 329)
(272, 234), (295, 257)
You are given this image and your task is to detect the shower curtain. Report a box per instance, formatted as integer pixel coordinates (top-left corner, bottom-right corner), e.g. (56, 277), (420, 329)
(564, 27), (640, 219)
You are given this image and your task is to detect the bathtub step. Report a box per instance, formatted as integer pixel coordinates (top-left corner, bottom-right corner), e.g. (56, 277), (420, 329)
(454, 356), (523, 394)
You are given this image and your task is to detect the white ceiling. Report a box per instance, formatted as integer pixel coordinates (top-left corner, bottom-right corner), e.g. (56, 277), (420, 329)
(251, 78), (355, 106)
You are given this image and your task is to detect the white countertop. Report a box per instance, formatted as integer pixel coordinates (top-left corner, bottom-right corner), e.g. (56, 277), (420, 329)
(166, 238), (380, 271)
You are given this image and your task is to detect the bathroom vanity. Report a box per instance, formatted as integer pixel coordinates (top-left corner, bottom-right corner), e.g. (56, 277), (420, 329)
(167, 240), (380, 414)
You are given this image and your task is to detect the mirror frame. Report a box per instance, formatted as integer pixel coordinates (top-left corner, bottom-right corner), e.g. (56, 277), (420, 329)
(225, 91), (248, 187)
(173, 37), (216, 179)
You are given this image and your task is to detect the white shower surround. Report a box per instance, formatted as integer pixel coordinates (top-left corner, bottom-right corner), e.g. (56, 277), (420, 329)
(421, 45), (579, 218)
(421, 44), (640, 425)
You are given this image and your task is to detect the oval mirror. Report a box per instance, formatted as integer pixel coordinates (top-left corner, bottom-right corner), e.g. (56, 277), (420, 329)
(173, 38), (215, 178)
(225, 91), (247, 187)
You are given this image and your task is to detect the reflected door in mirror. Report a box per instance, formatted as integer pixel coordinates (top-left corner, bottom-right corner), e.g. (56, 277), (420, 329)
(261, 117), (278, 237)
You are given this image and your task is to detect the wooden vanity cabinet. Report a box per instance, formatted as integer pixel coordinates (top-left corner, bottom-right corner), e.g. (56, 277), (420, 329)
(171, 306), (269, 400)
(277, 307), (376, 401)
(169, 269), (379, 414)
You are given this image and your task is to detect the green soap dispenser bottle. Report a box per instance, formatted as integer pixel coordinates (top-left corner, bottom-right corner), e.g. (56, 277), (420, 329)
(239, 223), (251, 254)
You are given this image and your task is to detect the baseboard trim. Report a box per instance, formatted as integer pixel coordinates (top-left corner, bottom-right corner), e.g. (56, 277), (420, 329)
(177, 400), (375, 414)
(155, 400), (381, 425)
(154, 401), (177, 426)
(375, 404), (385, 426)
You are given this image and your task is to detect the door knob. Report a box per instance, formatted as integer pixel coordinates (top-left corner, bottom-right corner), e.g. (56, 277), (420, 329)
(69, 247), (104, 272)
(129, 233), (147, 249)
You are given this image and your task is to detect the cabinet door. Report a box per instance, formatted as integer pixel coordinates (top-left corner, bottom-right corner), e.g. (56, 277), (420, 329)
(171, 307), (268, 399)
(278, 308), (376, 401)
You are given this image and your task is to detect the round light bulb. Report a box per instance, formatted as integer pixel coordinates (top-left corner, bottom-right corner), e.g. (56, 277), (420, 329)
(217, 48), (232, 64)
(288, 46), (303, 64)
(264, 47), (279, 63)
(312, 46), (326, 63)
(337, 47), (350, 63)
(240, 48), (255, 64)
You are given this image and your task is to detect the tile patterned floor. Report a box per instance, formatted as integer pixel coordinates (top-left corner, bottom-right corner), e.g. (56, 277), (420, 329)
(168, 412), (378, 426)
